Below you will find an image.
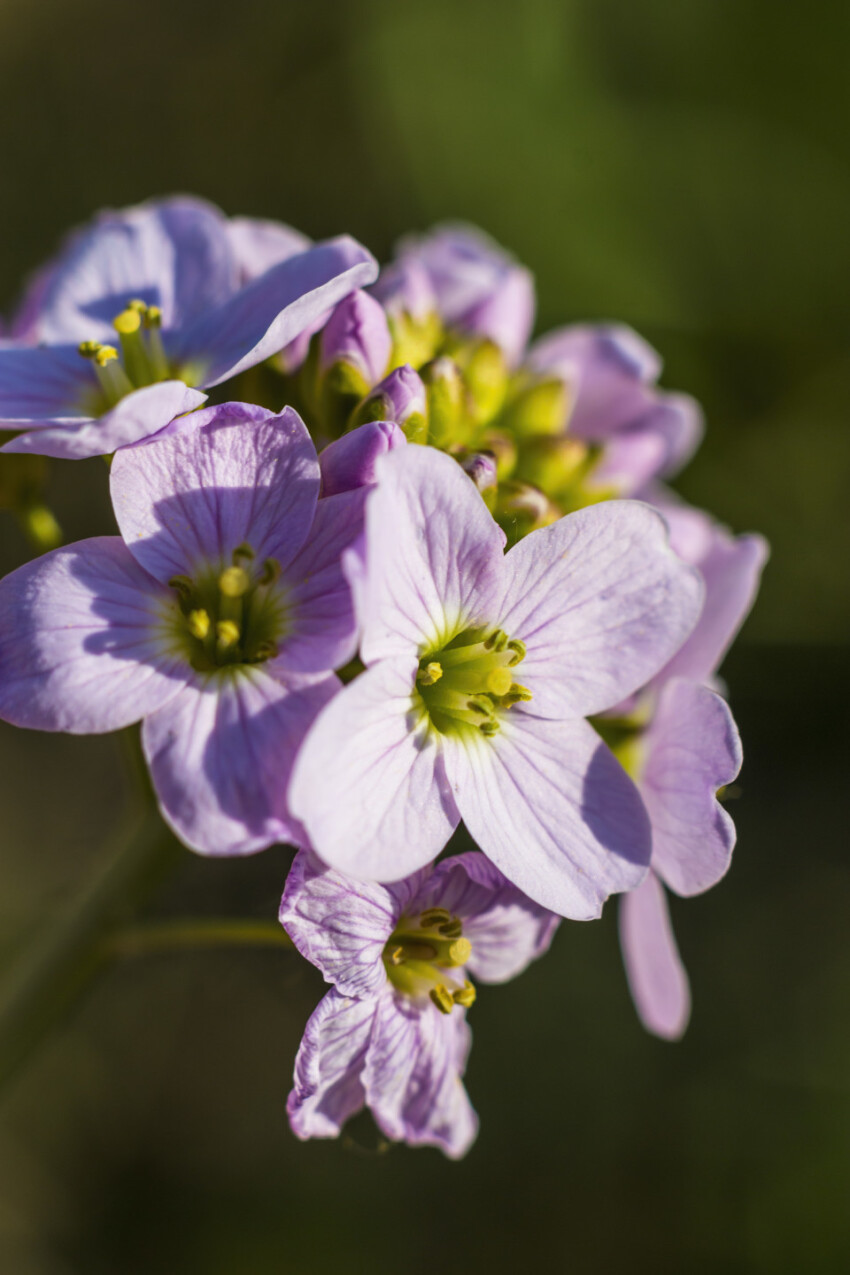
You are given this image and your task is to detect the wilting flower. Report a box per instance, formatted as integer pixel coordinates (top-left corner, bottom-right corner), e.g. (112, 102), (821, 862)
(1, 197), (377, 458)
(0, 402), (365, 853)
(290, 445), (704, 918)
(282, 849), (558, 1158)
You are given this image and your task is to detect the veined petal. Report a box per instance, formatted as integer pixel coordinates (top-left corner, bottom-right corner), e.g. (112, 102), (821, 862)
(425, 852), (560, 984)
(365, 993), (477, 1159)
(110, 404), (319, 583)
(280, 851), (426, 998)
(498, 500), (704, 719)
(273, 488), (367, 677)
(3, 381), (207, 460)
(177, 236), (378, 387)
(142, 667), (337, 856)
(287, 989), (375, 1141)
(359, 445), (506, 664)
(619, 873), (690, 1040)
(227, 216), (312, 283)
(289, 658), (460, 882)
(0, 537), (187, 733)
(0, 343), (93, 429)
(640, 679), (741, 896)
(443, 712), (651, 920)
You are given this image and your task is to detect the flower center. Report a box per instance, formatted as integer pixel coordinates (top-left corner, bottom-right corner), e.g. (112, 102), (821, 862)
(78, 300), (178, 407)
(383, 907), (476, 1014)
(415, 626), (531, 736)
(168, 542), (288, 673)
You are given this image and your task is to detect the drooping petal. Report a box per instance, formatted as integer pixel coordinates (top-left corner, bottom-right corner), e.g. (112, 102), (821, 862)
(0, 537), (188, 733)
(424, 852), (560, 984)
(110, 403), (319, 583)
(498, 500), (704, 719)
(29, 197), (236, 344)
(272, 487), (367, 677)
(287, 989), (375, 1141)
(3, 381), (207, 459)
(358, 445), (506, 664)
(289, 658), (460, 882)
(442, 712), (651, 919)
(640, 678), (741, 896)
(227, 216), (312, 283)
(142, 667), (337, 855)
(318, 422), (406, 497)
(619, 873), (691, 1041)
(280, 851), (426, 998)
(365, 993), (478, 1159)
(176, 236), (378, 387)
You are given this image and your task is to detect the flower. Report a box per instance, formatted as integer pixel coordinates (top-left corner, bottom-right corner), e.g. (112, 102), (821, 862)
(0, 401), (366, 854)
(319, 290), (392, 394)
(282, 849), (559, 1157)
(290, 444), (704, 918)
(0, 197), (377, 458)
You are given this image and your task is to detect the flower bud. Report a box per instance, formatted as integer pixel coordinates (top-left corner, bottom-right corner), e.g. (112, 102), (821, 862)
(319, 421), (406, 496)
(457, 450), (498, 492)
(423, 357), (467, 448)
(372, 260), (442, 369)
(350, 364), (428, 443)
(514, 435), (593, 501)
(500, 376), (570, 438)
(492, 480), (560, 547)
(320, 290), (392, 393)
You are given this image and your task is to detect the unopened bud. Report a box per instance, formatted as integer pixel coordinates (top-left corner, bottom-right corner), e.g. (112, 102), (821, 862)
(319, 421), (406, 496)
(502, 376), (569, 438)
(423, 357), (466, 447)
(320, 290), (392, 390)
(458, 450), (498, 493)
(515, 435), (591, 500)
(350, 364), (428, 443)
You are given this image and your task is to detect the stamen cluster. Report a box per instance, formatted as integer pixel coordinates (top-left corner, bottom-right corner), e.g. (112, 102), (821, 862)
(78, 299), (173, 407)
(384, 906), (476, 1013)
(416, 626), (531, 736)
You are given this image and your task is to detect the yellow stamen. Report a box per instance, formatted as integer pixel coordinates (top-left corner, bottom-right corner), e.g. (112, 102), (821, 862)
(485, 666), (513, 696)
(429, 985), (454, 1015)
(447, 937), (472, 966)
(216, 619), (240, 648)
(113, 309), (141, 336)
(419, 907), (451, 928)
(419, 661), (443, 687)
(219, 566), (251, 598)
(78, 340), (102, 358)
(144, 305), (163, 328)
(453, 981), (477, 1008)
(187, 609), (210, 640)
(128, 298), (148, 313)
(95, 345), (119, 366)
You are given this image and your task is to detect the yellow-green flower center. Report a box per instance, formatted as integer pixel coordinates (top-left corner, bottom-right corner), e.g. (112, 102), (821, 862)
(383, 907), (476, 1014)
(415, 626), (531, 737)
(77, 299), (200, 408)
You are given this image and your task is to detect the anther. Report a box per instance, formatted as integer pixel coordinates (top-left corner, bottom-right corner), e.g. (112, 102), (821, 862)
(438, 917), (463, 939)
(78, 340), (102, 358)
(429, 985), (454, 1015)
(253, 640), (279, 661)
(232, 542), (255, 564)
(188, 609), (211, 640)
(216, 620), (240, 649)
(169, 574), (194, 599)
(420, 907), (451, 928)
(485, 666), (514, 696)
(418, 661), (443, 687)
(219, 566), (251, 598)
(453, 981), (477, 1008)
(259, 558), (281, 586)
(389, 946), (404, 966)
(95, 345), (119, 366)
(127, 299), (148, 313)
(113, 309), (142, 336)
(144, 305), (163, 328)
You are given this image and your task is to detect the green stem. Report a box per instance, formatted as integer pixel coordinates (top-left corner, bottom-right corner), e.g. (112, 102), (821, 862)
(0, 810), (180, 1096)
(105, 918), (294, 957)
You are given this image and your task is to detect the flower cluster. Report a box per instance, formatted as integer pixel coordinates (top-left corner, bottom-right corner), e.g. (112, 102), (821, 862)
(0, 201), (766, 1155)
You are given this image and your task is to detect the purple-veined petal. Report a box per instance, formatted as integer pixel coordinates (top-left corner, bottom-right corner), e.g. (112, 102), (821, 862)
(110, 403), (319, 583)
(318, 421), (406, 497)
(0, 342), (94, 429)
(371, 258), (437, 321)
(289, 657), (460, 882)
(177, 236), (378, 387)
(498, 500), (704, 719)
(365, 992), (477, 1159)
(590, 429), (668, 496)
(142, 667), (337, 856)
(619, 873), (691, 1040)
(443, 712), (651, 919)
(359, 445), (506, 664)
(424, 852), (560, 984)
(227, 216), (312, 283)
(0, 537), (188, 733)
(287, 989), (375, 1141)
(272, 487), (366, 676)
(3, 381), (207, 460)
(640, 678), (741, 896)
(30, 197), (236, 345)
(280, 851), (427, 998)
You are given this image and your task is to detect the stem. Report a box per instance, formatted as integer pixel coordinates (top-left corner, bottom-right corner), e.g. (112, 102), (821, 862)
(0, 809), (180, 1097)
(105, 919), (294, 957)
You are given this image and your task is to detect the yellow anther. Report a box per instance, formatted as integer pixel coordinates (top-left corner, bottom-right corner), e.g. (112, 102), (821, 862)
(144, 305), (163, 328)
(113, 309), (141, 336)
(447, 937), (472, 966)
(486, 666), (514, 697)
(95, 345), (119, 366)
(127, 298), (148, 312)
(78, 340), (102, 358)
(219, 566), (251, 598)
(253, 640), (280, 661)
(232, 542), (255, 564)
(419, 907), (451, 929)
(438, 917), (463, 938)
(389, 946), (404, 966)
(429, 985), (454, 1015)
(216, 619), (240, 648)
(418, 661), (443, 687)
(453, 981), (477, 1009)
(169, 573), (194, 598)
(187, 609), (211, 640)
(259, 557), (281, 585)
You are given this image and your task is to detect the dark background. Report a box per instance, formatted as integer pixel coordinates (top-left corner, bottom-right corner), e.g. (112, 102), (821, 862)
(0, 2), (848, 1271)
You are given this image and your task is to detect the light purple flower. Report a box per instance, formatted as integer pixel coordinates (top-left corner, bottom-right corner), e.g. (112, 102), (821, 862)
(1, 197), (377, 458)
(371, 257), (438, 322)
(0, 402), (366, 854)
(395, 224), (535, 365)
(354, 364), (428, 434)
(290, 445), (704, 919)
(527, 325), (703, 493)
(282, 849), (558, 1157)
(318, 421), (406, 497)
(319, 290), (392, 389)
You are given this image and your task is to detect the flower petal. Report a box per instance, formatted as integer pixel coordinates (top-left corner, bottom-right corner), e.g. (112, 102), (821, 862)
(424, 852), (560, 984)
(640, 678), (741, 896)
(359, 445), (506, 664)
(0, 537), (187, 733)
(110, 403), (319, 583)
(443, 712), (651, 919)
(498, 500), (704, 719)
(289, 658), (460, 882)
(142, 667), (337, 855)
(0, 343), (93, 429)
(178, 236), (378, 387)
(365, 992), (478, 1159)
(318, 421), (406, 497)
(619, 873), (691, 1040)
(227, 216), (312, 283)
(287, 989), (375, 1141)
(280, 851), (426, 998)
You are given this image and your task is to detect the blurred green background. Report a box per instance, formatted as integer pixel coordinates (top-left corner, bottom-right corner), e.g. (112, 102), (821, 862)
(0, 1), (848, 1271)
